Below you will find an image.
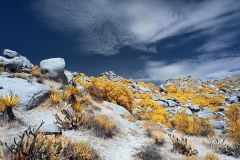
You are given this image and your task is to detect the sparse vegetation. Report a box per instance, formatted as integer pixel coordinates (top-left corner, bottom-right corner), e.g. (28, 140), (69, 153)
(133, 145), (162, 160)
(0, 92), (20, 122)
(168, 134), (198, 156)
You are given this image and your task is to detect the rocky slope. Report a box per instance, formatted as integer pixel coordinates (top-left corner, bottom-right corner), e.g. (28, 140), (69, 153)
(0, 49), (239, 160)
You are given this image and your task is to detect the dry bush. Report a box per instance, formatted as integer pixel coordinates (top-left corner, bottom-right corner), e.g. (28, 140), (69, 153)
(31, 65), (44, 78)
(65, 85), (80, 95)
(149, 131), (165, 146)
(0, 139), (5, 160)
(171, 111), (214, 136)
(121, 113), (137, 122)
(4, 121), (100, 160)
(92, 115), (117, 138)
(14, 72), (29, 79)
(54, 106), (89, 130)
(168, 134), (198, 156)
(204, 152), (219, 160)
(78, 92), (94, 107)
(133, 145), (162, 160)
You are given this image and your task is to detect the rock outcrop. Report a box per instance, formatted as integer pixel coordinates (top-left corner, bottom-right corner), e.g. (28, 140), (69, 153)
(0, 49), (34, 73)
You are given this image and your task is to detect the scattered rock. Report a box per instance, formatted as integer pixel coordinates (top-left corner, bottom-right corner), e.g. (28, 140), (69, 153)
(209, 120), (227, 130)
(195, 107), (214, 119)
(188, 105), (201, 112)
(185, 109), (192, 116)
(226, 96), (238, 103)
(39, 123), (62, 135)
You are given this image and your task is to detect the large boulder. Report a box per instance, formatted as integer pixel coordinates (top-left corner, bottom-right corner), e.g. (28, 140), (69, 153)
(40, 58), (68, 85)
(0, 77), (50, 110)
(0, 49), (34, 73)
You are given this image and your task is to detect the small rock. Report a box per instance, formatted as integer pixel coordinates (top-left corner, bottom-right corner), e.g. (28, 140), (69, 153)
(209, 120), (227, 130)
(226, 96), (238, 103)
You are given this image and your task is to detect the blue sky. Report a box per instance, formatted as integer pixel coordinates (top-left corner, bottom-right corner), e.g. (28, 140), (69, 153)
(1, 0), (240, 85)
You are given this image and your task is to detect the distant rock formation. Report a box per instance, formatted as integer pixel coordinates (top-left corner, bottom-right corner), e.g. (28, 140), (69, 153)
(0, 49), (34, 73)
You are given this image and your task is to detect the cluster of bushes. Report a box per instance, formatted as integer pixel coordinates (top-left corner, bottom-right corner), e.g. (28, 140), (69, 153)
(2, 122), (100, 160)
(54, 103), (117, 139)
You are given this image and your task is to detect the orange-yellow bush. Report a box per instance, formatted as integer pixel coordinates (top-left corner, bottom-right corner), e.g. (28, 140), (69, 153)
(152, 107), (171, 127)
(165, 91), (195, 104)
(134, 93), (152, 99)
(217, 84), (231, 90)
(90, 78), (134, 111)
(196, 87), (215, 94)
(73, 77), (91, 88)
(166, 85), (178, 93)
(135, 99), (171, 127)
(224, 103), (240, 144)
(192, 95), (224, 111)
(120, 78), (133, 84)
(31, 65), (43, 78)
(171, 111), (214, 136)
(138, 81), (147, 87)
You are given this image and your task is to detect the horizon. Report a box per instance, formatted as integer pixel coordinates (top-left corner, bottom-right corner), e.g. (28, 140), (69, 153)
(1, 0), (240, 85)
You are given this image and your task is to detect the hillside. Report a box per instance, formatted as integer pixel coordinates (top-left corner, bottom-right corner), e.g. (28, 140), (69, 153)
(0, 49), (240, 160)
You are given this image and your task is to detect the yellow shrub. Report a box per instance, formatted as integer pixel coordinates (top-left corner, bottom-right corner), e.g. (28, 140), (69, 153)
(135, 99), (170, 127)
(166, 85), (178, 93)
(196, 88), (215, 94)
(172, 111), (214, 136)
(90, 78), (134, 112)
(192, 95), (211, 107)
(31, 65), (43, 78)
(192, 95), (224, 110)
(134, 93), (152, 99)
(165, 91), (195, 104)
(79, 72), (88, 78)
(50, 93), (61, 103)
(120, 78), (133, 84)
(60, 92), (69, 101)
(138, 81), (147, 87)
(0, 93), (20, 108)
(152, 107), (171, 127)
(65, 86), (80, 95)
(135, 99), (162, 110)
(217, 84), (231, 90)
(73, 77), (91, 88)
(224, 103), (240, 144)
(72, 101), (84, 112)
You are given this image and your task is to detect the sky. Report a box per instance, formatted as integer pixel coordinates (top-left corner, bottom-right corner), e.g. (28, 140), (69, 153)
(1, 0), (240, 85)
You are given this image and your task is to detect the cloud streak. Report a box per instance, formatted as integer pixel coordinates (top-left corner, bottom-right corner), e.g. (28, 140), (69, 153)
(141, 52), (240, 83)
(31, 0), (240, 55)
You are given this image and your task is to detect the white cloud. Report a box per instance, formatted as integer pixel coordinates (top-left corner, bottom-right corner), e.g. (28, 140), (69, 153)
(142, 53), (240, 82)
(31, 0), (240, 55)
